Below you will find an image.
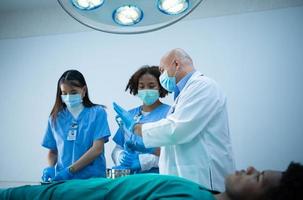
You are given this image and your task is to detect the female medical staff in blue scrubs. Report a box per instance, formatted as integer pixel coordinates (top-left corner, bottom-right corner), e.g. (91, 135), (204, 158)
(111, 66), (170, 173)
(41, 70), (111, 182)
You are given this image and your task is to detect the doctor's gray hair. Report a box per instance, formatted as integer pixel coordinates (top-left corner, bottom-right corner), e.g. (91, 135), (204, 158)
(167, 48), (193, 66)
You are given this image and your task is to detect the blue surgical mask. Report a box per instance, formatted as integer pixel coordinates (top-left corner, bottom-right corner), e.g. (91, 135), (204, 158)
(61, 93), (83, 108)
(159, 70), (176, 92)
(138, 89), (160, 106)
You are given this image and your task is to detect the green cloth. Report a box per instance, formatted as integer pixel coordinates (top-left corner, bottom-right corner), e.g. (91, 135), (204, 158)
(0, 174), (215, 200)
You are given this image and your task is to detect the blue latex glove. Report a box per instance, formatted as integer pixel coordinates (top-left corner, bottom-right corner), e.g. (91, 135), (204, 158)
(113, 102), (136, 131)
(112, 151), (131, 171)
(125, 134), (156, 154)
(117, 150), (128, 164)
(120, 151), (141, 171)
(53, 168), (73, 181)
(41, 166), (55, 182)
(121, 123), (133, 142)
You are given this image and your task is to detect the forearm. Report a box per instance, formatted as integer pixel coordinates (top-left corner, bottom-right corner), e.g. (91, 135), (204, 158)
(134, 124), (143, 136)
(139, 118), (179, 147)
(70, 140), (104, 173)
(140, 117), (206, 147)
(47, 150), (58, 166)
(154, 148), (160, 157)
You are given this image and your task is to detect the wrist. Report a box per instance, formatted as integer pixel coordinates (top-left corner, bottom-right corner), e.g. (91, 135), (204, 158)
(68, 166), (75, 174)
(130, 122), (136, 132)
(134, 124), (142, 136)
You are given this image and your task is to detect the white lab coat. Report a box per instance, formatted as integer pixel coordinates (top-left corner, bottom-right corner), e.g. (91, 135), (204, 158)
(142, 71), (235, 192)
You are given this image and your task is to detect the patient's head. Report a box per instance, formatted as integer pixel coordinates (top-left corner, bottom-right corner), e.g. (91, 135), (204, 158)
(224, 162), (303, 200)
(224, 166), (281, 200)
(266, 162), (303, 200)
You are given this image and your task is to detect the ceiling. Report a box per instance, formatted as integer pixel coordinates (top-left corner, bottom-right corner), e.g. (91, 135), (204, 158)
(1, 0), (303, 38)
(0, 0), (56, 12)
(1, 0), (303, 15)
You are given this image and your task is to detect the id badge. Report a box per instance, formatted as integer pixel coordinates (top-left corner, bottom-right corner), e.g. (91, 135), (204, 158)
(67, 130), (77, 141)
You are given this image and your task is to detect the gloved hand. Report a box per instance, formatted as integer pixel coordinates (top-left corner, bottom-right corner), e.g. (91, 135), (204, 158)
(125, 134), (156, 154)
(41, 166), (55, 182)
(115, 115), (124, 127)
(53, 167), (73, 181)
(117, 150), (128, 164)
(120, 151), (141, 171)
(122, 126), (134, 142)
(113, 102), (136, 131)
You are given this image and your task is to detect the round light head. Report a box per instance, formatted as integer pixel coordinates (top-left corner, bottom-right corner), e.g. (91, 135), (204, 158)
(58, 0), (203, 34)
(158, 0), (189, 15)
(113, 5), (143, 26)
(72, 0), (104, 10)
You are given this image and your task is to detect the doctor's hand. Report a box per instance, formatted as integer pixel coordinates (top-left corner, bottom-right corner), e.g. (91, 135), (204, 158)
(41, 166), (55, 182)
(53, 167), (73, 181)
(125, 134), (156, 154)
(113, 102), (136, 131)
(120, 151), (141, 171)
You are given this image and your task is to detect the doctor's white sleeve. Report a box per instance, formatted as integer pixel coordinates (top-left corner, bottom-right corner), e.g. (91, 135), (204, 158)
(111, 145), (124, 165)
(142, 78), (226, 147)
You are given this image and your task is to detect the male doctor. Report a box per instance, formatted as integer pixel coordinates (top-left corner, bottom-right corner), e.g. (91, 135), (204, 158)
(113, 48), (235, 192)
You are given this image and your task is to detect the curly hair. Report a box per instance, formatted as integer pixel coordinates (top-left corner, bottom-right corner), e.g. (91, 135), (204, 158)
(266, 162), (303, 200)
(125, 65), (168, 97)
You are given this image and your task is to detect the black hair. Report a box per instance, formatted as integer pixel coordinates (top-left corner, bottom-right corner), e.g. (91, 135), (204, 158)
(125, 65), (168, 97)
(50, 69), (97, 121)
(266, 162), (303, 200)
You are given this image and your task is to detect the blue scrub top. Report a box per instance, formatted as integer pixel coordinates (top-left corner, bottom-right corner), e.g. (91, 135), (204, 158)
(113, 103), (170, 167)
(42, 105), (111, 179)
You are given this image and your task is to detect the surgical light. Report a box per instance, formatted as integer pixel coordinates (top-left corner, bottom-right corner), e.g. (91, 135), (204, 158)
(72, 0), (104, 10)
(113, 5), (143, 26)
(57, 0), (203, 34)
(158, 0), (189, 15)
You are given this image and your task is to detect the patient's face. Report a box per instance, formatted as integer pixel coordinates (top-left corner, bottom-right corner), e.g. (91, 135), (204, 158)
(225, 166), (282, 200)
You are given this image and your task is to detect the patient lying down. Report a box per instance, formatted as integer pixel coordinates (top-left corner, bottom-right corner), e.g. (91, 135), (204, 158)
(1, 162), (302, 200)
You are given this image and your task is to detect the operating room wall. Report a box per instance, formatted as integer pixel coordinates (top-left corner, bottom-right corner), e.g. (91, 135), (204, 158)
(0, 6), (303, 183)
